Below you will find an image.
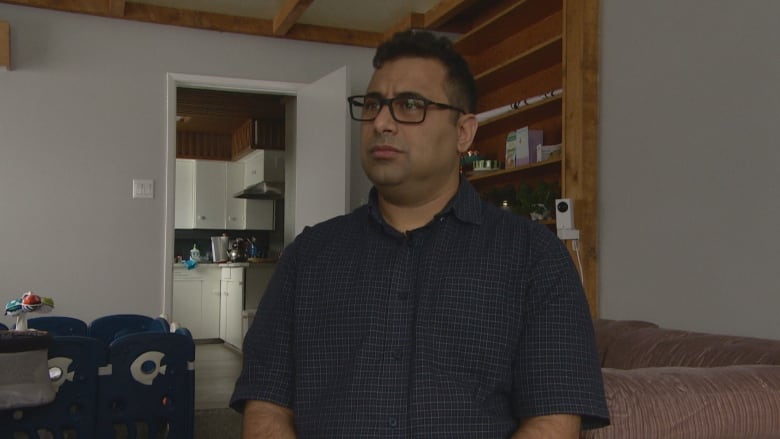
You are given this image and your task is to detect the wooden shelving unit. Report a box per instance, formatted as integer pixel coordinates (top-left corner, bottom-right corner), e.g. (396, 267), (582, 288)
(466, 158), (561, 183)
(474, 37), (563, 95)
(455, 0), (600, 315)
(0, 21), (10, 71)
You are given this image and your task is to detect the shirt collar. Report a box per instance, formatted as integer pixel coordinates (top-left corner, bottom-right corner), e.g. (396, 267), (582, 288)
(366, 176), (483, 227)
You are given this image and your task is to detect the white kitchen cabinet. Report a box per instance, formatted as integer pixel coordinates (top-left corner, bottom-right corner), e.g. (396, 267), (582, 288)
(175, 159), (226, 229)
(242, 150), (284, 187)
(174, 160), (195, 229)
(245, 263), (275, 310)
(172, 265), (221, 339)
(194, 161), (227, 229)
(220, 266), (245, 350)
(226, 162), (246, 230)
(176, 158), (274, 230)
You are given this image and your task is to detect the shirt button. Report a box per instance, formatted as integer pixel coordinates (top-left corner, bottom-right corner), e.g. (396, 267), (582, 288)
(388, 416), (398, 428)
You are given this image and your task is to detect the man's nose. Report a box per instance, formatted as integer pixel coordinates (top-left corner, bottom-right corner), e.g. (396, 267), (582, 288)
(372, 104), (397, 132)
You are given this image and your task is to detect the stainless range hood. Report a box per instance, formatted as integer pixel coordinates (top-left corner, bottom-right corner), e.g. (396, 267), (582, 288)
(234, 181), (284, 200)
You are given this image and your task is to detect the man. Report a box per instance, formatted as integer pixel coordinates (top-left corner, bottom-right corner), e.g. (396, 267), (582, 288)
(231, 30), (609, 438)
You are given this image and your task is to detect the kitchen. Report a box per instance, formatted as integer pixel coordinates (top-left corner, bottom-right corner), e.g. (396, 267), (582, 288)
(171, 87), (286, 350)
(168, 72), (352, 410)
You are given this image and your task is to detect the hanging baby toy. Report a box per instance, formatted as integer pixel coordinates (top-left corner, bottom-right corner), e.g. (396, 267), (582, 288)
(4, 291), (55, 330)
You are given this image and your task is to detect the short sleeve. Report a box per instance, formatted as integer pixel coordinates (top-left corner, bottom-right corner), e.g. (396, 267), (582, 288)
(511, 228), (610, 429)
(229, 237), (299, 412)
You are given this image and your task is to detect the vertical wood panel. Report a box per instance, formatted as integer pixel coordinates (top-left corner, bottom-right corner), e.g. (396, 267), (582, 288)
(0, 21), (10, 70)
(562, 0), (600, 316)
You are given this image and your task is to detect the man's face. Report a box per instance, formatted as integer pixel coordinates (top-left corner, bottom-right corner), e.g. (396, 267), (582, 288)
(359, 57), (468, 193)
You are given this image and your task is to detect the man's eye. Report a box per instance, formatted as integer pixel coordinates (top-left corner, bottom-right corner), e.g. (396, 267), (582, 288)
(364, 99), (381, 110)
(401, 99), (424, 111)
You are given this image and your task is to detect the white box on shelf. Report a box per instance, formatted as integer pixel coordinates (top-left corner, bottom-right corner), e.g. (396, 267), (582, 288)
(537, 143), (562, 162)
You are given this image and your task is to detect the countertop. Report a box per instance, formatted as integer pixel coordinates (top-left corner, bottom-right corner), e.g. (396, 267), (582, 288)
(173, 260), (278, 269)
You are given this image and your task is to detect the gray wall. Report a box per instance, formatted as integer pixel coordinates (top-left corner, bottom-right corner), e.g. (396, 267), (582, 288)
(599, 0), (780, 338)
(0, 4), (374, 325)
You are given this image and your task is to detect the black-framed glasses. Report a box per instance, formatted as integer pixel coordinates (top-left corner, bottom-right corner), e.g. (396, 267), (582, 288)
(347, 94), (466, 124)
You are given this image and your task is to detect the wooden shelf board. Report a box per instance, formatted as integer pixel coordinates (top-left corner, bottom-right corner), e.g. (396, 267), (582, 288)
(475, 36), (562, 96)
(455, 0), (562, 54)
(475, 94), (563, 142)
(466, 157), (561, 182)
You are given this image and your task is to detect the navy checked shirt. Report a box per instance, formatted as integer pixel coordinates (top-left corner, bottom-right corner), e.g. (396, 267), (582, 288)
(231, 178), (610, 437)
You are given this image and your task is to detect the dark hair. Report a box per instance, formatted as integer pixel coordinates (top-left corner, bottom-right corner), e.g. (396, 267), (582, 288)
(373, 30), (477, 114)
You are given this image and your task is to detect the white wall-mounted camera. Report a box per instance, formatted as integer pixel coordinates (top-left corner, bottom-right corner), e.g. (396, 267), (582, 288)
(555, 198), (574, 230)
(556, 198), (579, 240)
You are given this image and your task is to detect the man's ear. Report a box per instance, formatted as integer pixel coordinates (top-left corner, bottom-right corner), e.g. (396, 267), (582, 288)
(456, 113), (478, 154)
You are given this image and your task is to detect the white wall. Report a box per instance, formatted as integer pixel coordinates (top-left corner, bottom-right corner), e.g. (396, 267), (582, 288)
(0, 4), (374, 326)
(599, 0), (780, 338)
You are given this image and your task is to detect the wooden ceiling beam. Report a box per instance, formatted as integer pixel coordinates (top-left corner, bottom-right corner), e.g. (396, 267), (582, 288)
(383, 12), (425, 41)
(273, 0), (314, 36)
(0, 0), (121, 16)
(0, 0), (383, 47)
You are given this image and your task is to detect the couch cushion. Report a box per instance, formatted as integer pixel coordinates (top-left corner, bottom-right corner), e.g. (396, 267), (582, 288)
(603, 327), (780, 369)
(592, 319), (659, 366)
(583, 365), (780, 439)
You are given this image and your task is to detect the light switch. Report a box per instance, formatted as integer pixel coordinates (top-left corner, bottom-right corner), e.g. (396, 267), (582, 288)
(132, 179), (154, 199)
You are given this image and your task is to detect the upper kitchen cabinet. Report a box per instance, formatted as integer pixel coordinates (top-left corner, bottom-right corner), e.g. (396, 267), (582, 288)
(175, 159), (275, 230)
(241, 150), (284, 188)
(226, 162), (247, 230)
(175, 159), (226, 229)
(227, 160), (276, 230)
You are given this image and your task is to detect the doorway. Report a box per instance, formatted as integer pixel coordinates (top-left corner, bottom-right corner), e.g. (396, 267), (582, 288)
(163, 68), (350, 408)
(163, 69), (349, 316)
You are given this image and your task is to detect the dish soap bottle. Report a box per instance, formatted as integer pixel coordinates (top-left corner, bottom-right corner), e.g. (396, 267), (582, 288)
(248, 237), (258, 259)
(190, 244), (200, 262)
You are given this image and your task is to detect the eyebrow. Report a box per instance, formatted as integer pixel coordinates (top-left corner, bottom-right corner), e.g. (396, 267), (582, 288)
(364, 91), (426, 99)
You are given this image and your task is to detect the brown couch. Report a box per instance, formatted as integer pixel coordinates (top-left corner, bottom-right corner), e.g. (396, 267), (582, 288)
(583, 319), (780, 439)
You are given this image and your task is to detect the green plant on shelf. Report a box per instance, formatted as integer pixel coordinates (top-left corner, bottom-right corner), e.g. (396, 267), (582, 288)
(482, 181), (561, 221)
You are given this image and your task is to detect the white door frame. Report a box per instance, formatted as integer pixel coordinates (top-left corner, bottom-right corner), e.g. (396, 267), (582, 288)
(162, 73), (306, 318)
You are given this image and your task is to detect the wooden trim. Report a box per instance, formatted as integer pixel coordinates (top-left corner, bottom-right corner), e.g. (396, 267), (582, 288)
(562, 0), (600, 316)
(0, 21), (9, 70)
(383, 13), (425, 40)
(423, 0), (480, 29)
(273, 0), (314, 36)
(474, 36), (562, 95)
(0, 0), (383, 47)
(475, 94), (562, 142)
(454, 0), (562, 54)
(107, 0), (124, 17)
(1, 0), (117, 16)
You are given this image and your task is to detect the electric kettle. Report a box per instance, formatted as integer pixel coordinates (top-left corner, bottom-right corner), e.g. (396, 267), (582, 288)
(211, 235), (229, 263)
(229, 238), (248, 262)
